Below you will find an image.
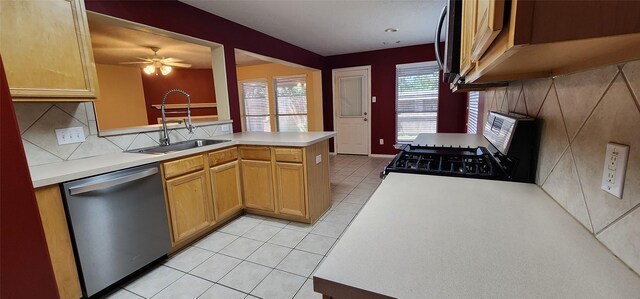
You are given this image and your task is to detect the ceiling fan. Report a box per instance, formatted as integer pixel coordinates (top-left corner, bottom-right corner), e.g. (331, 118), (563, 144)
(119, 47), (191, 75)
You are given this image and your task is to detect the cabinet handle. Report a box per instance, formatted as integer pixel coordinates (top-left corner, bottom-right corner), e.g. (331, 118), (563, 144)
(68, 168), (158, 195)
(435, 5), (447, 70)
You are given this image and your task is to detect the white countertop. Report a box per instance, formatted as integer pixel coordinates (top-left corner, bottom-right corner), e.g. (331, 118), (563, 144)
(29, 132), (335, 188)
(314, 173), (640, 298)
(412, 133), (489, 148)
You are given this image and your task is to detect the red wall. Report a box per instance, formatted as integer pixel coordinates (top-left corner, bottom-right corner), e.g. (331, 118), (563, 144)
(323, 44), (468, 154)
(85, 0), (324, 133)
(0, 57), (60, 298)
(141, 68), (217, 124)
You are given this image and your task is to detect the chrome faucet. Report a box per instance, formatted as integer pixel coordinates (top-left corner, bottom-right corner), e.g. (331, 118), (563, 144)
(160, 89), (195, 146)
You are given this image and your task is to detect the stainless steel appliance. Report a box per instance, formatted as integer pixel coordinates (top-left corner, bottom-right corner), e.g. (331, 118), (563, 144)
(383, 112), (538, 183)
(62, 163), (171, 297)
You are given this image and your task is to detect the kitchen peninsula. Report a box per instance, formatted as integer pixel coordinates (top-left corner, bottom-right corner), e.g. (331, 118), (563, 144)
(313, 173), (640, 298)
(29, 131), (334, 298)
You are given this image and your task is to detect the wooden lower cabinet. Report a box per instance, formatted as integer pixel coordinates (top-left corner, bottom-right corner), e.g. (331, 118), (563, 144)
(165, 170), (214, 244)
(34, 185), (83, 299)
(241, 160), (275, 212)
(210, 160), (243, 220)
(275, 162), (307, 217)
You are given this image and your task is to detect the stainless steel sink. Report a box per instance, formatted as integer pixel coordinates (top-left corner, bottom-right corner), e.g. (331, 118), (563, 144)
(127, 139), (231, 154)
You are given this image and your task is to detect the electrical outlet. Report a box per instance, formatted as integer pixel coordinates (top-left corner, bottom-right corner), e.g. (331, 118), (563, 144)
(55, 127), (85, 145)
(315, 154), (322, 164)
(379, 139), (384, 145)
(601, 142), (629, 198)
(372, 96), (377, 103)
(221, 125), (230, 132)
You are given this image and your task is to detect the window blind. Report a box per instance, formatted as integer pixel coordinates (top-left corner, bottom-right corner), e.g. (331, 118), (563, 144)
(274, 76), (308, 132)
(396, 62), (440, 142)
(241, 81), (271, 132)
(467, 91), (480, 134)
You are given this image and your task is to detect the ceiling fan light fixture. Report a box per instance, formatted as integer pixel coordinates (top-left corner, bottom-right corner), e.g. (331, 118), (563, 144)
(385, 28), (398, 33)
(143, 65), (156, 75)
(160, 65), (172, 75)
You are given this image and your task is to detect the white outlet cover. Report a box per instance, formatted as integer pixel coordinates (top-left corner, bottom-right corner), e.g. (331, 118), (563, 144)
(315, 154), (322, 164)
(379, 139), (384, 145)
(55, 127), (86, 145)
(221, 125), (230, 132)
(601, 142), (629, 198)
(372, 96), (377, 103)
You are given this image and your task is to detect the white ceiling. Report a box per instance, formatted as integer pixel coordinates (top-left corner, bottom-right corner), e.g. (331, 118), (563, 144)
(179, 0), (446, 56)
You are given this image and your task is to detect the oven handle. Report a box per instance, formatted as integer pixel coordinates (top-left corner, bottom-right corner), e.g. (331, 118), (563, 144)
(68, 167), (159, 195)
(435, 5), (447, 70)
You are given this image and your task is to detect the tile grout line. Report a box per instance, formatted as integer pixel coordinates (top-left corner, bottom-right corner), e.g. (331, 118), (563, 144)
(568, 144), (596, 233)
(19, 103), (53, 135)
(566, 70), (620, 144)
(619, 69), (640, 114)
(595, 201), (640, 236)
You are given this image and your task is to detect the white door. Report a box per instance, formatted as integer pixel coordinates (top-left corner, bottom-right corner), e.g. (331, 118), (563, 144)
(333, 67), (370, 155)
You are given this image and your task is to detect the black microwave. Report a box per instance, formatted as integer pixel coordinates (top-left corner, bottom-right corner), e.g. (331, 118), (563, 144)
(435, 0), (462, 84)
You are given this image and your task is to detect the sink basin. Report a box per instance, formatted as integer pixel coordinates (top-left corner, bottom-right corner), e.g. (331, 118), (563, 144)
(127, 139), (231, 154)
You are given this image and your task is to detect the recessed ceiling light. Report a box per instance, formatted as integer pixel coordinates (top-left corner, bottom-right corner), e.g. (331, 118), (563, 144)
(385, 28), (398, 33)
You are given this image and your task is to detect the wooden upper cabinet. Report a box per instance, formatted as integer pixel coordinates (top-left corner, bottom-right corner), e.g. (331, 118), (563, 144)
(459, 0), (640, 86)
(241, 160), (275, 212)
(165, 170), (214, 244)
(469, 0), (504, 63)
(0, 0), (98, 100)
(275, 162), (307, 217)
(210, 160), (243, 220)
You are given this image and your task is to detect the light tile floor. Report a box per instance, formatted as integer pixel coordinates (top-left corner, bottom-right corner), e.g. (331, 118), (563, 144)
(104, 154), (391, 299)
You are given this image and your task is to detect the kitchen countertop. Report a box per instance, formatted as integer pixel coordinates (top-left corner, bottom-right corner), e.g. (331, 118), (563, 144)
(29, 132), (335, 188)
(412, 133), (489, 148)
(313, 173), (640, 298)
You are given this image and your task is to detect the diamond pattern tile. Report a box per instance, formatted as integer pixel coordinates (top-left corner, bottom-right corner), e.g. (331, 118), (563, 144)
(555, 65), (618, 140)
(522, 77), (553, 117)
(535, 84), (570, 185)
(542, 147), (592, 231)
(571, 75), (640, 233)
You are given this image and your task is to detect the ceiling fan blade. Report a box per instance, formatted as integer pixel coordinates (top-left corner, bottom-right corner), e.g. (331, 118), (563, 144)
(119, 61), (152, 65)
(164, 62), (192, 68)
(162, 57), (184, 63)
(135, 57), (153, 62)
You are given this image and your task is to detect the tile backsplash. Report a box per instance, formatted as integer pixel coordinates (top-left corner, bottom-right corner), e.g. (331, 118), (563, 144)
(15, 102), (231, 166)
(482, 60), (640, 275)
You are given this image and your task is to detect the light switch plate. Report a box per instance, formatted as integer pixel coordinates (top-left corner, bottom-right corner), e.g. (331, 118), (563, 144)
(55, 127), (85, 145)
(372, 96), (377, 103)
(221, 125), (230, 132)
(379, 139), (384, 145)
(315, 154), (322, 164)
(601, 142), (629, 198)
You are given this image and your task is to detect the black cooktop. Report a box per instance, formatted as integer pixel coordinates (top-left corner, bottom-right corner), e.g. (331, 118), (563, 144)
(382, 144), (508, 180)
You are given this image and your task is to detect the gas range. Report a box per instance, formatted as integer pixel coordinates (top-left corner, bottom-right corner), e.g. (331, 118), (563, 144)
(383, 112), (538, 183)
(383, 144), (506, 179)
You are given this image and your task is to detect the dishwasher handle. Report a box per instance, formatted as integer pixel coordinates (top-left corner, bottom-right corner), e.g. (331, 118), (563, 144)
(68, 167), (159, 195)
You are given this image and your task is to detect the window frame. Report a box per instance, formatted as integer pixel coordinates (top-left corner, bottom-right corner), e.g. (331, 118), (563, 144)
(273, 75), (308, 132)
(239, 79), (271, 132)
(395, 61), (440, 143)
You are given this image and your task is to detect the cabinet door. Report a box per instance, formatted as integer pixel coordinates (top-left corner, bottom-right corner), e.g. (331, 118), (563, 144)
(0, 0), (97, 100)
(275, 162), (307, 217)
(241, 160), (275, 212)
(460, 0), (477, 76)
(165, 170), (214, 244)
(469, 0), (505, 62)
(210, 161), (243, 220)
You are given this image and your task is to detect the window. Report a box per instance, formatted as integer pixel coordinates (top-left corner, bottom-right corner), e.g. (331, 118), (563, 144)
(396, 61), (440, 142)
(240, 80), (271, 132)
(467, 91), (480, 134)
(274, 76), (308, 132)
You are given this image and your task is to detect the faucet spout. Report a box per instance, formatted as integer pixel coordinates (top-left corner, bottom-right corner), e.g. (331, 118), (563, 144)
(160, 89), (193, 146)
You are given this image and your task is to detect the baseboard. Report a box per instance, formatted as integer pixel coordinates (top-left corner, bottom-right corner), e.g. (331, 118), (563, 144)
(329, 152), (337, 156)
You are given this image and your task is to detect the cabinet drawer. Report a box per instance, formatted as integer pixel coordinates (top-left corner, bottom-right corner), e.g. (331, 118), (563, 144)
(208, 147), (238, 167)
(163, 155), (205, 179)
(239, 146), (271, 161)
(274, 147), (303, 163)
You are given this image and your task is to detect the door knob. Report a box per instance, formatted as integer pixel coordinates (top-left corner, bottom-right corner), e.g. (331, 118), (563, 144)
(364, 118), (368, 121)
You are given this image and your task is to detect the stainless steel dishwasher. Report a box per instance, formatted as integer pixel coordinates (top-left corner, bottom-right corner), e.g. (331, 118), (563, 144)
(62, 163), (171, 297)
